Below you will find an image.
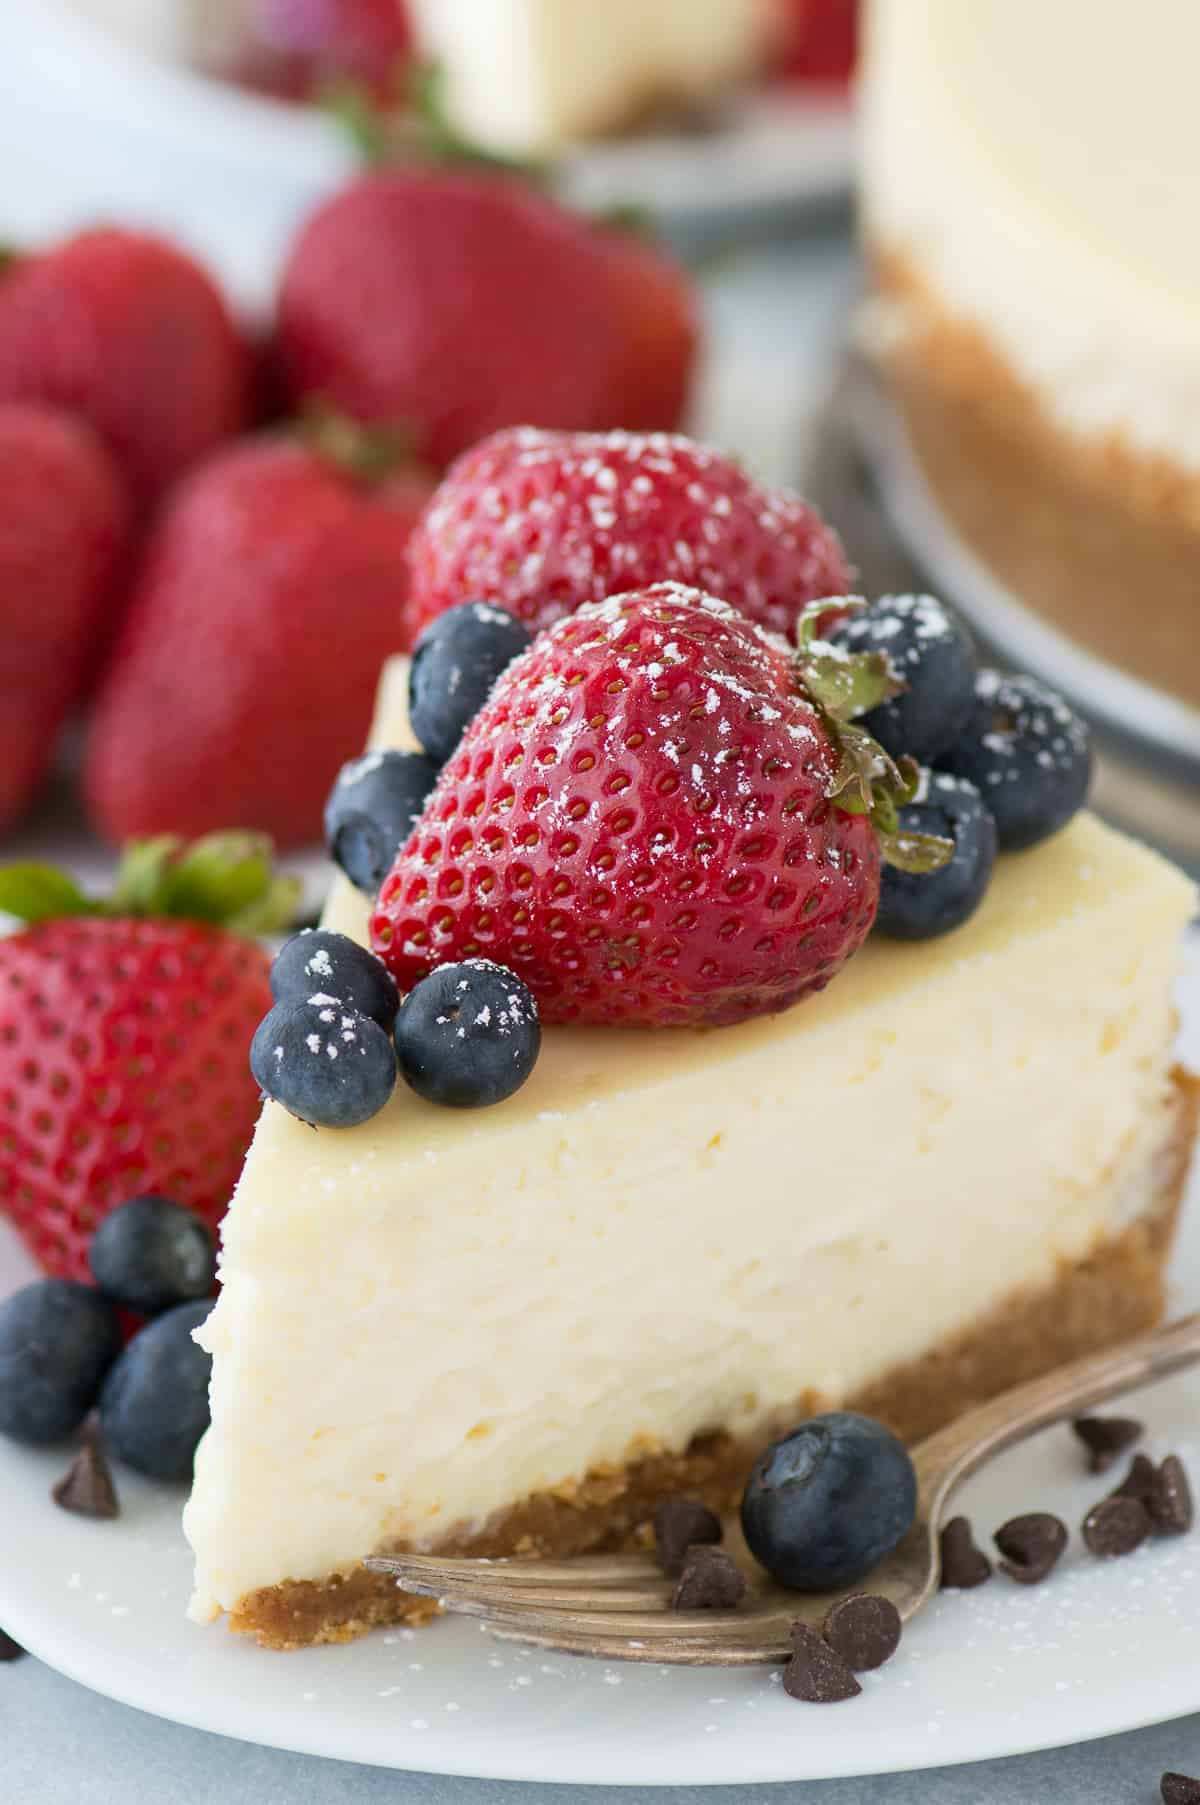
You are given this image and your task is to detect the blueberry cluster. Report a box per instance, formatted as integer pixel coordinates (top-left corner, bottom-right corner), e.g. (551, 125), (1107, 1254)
(0, 1196), (217, 1479)
(325, 601), (532, 897)
(829, 595), (1093, 940)
(252, 929), (541, 1125)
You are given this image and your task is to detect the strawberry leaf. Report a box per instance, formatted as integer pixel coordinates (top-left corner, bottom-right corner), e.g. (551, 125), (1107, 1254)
(879, 828), (957, 874)
(151, 834), (298, 930)
(0, 835), (299, 932)
(0, 865), (97, 925)
(321, 79), (393, 164)
(796, 599), (904, 724)
(794, 603), (953, 874)
(109, 837), (182, 915)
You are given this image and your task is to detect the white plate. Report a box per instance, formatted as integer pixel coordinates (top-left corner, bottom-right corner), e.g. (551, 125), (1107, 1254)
(0, 937), (1196, 1786)
(0, 4), (852, 314)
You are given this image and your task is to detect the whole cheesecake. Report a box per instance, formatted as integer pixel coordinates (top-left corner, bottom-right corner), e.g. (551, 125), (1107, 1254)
(185, 656), (1197, 1649)
(859, 0), (1200, 707)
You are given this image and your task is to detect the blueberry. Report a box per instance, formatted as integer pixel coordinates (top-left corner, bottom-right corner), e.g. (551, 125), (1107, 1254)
(250, 998), (397, 1127)
(409, 602), (533, 763)
(937, 670), (1092, 851)
(875, 771), (997, 940)
(99, 1300), (212, 1481)
(324, 749), (440, 895)
(394, 960), (541, 1108)
(829, 594), (977, 763)
(89, 1196), (216, 1317)
(271, 929), (399, 1030)
(741, 1411), (917, 1592)
(0, 1280), (120, 1445)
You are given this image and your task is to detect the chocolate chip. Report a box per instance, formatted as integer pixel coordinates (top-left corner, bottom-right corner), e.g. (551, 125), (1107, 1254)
(1149, 1455), (1194, 1535)
(821, 1593), (902, 1671)
(1071, 1414), (1143, 1473)
(1082, 1494), (1151, 1558)
(52, 1434), (119, 1520)
(994, 1512), (1068, 1584)
(783, 1624), (862, 1703)
(670, 1545), (746, 1611)
(1162, 1774), (1200, 1804)
(653, 1496), (723, 1577)
(0, 1629), (25, 1663)
(1110, 1452), (1157, 1505)
(939, 1515), (992, 1589)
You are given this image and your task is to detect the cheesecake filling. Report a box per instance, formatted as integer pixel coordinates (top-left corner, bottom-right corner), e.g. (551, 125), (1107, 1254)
(861, 0), (1200, 468)
(185, 789), (1195, 1622)
(406, 0), (771, 156)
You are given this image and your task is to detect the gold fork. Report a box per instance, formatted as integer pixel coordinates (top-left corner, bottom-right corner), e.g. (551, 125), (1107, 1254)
(366, 1314), (1200, 1665)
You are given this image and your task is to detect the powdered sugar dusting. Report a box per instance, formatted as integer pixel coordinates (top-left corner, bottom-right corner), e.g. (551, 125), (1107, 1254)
(408, 427), (849, 643)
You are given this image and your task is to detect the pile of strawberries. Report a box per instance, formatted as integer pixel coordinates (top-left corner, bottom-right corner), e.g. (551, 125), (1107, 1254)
(0, 162), (698, 848)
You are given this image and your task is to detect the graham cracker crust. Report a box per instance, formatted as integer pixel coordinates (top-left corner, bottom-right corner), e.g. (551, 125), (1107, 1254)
(229, 1076), (1197, 1650)
(867, 247), (1200, 707)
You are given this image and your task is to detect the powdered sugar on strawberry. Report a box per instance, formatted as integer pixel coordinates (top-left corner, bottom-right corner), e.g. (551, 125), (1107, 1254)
(372, 584), (880, 1029)
(404, 428), (852, 646)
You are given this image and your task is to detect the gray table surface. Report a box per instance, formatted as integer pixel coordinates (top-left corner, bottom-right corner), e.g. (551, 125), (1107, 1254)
(2, 215), (1199, 1804)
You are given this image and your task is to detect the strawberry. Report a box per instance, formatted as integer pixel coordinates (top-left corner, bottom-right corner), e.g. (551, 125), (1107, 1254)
(592, 228), (699, 435)
(404, 427), (851, 645)
(370, 585), (947, 1028)
(84, 422), (435, 848)
(776, 0), (858, 84)
(275, 169), (698, 470)
(0, 228), (252, 510)
(220, 0), (412, 103)
(0, 836), (296, 1283)
(0, 404), (132, 832)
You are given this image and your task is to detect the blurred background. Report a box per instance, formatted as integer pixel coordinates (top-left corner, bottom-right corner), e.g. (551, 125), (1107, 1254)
(1, 0), (1196, 887)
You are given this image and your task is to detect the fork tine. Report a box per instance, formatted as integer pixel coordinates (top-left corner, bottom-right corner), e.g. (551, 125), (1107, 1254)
(364, 1551), (654, 1589)
(412, 1580), (674, 1613)
(454, 1602), (792, 1642)
(486, 1617), (793, 1665)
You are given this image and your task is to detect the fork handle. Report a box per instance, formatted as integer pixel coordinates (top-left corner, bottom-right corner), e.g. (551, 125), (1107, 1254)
(913, 1312), (1200, 1515)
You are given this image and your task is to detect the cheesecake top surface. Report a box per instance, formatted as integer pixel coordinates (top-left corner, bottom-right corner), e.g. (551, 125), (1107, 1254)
(861, 0), (1200, 462)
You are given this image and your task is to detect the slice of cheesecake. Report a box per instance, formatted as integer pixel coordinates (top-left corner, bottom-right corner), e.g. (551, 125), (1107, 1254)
(406, 0), (772, 157)
(185, 658), (1197, 1648)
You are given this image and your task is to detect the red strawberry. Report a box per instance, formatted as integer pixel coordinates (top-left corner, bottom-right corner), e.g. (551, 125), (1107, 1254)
(0, 837), (296, 1283)
(0, 228), (252, 510)
(229, 0), (412, 101)
(405, 427), (851, 645)
(0, 404), (132, 832)
(84, 425), (434, 848)
(594, 229), (699, 434)
(776, 0), (858, 84)
(275, 169), (698, 470)
(370, 584), (940, 1028)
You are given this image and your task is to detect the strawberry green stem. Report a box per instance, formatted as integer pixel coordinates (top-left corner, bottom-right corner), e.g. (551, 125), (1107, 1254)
(301, 402), (426, 485)
(793, 599), (953, 875)
(321, 79), (393, 164)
